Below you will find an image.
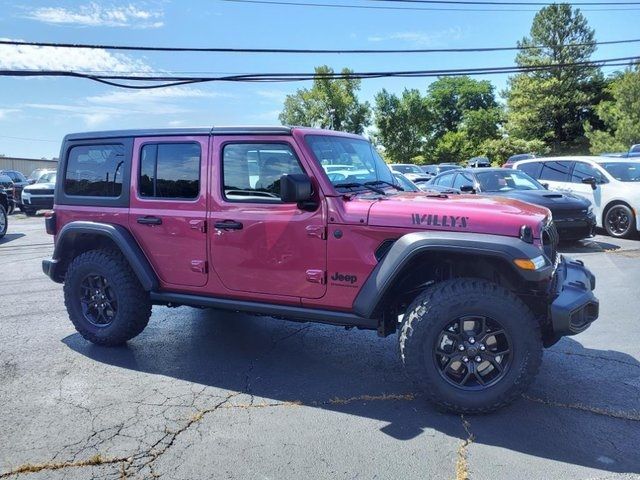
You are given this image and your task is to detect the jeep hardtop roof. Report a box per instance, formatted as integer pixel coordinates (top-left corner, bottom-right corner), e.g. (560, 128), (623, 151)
(63, 126), (365, 141)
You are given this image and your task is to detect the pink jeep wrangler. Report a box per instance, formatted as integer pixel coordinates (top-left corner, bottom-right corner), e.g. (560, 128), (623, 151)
(43, 126), (598, 413)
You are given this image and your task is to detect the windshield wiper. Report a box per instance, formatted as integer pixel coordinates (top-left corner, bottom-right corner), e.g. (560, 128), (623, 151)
(334, 182), (386, 195)
(365, 180), (404, 191)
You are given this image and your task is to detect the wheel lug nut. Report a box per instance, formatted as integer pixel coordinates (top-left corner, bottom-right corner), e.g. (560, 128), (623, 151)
(469, 337), (475, 344)
(475, 356), (482, 363)
(462, 356), (469, 363)
(458, 345), (465, 351)
(479, 344), (486, 351)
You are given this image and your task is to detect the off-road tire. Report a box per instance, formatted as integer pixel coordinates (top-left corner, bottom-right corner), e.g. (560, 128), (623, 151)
(64, 249), (152, 346)
(0, 205), (7, 239)
(399, 278), (543, 414)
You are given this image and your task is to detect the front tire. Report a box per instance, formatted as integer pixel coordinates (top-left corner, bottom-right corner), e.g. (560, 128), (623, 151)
(399, 278), (542, 414)
(64, 249), (152, 346)
(0, 205), (7, 239)
(604, 204), (636, 239)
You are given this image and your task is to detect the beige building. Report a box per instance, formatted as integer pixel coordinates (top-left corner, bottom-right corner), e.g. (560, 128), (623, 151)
(0, 157), (58, 176)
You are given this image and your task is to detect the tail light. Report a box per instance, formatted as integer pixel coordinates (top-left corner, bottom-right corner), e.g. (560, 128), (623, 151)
(44, 210), (56, 235)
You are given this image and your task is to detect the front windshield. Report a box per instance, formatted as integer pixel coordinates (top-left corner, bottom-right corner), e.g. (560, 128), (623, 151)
(602, 162), (640, 182)
(38, 172), (57, 183)
(393, 164), (422, 174)
(306, 135), (396, 190)
(476, 170), (543, 192)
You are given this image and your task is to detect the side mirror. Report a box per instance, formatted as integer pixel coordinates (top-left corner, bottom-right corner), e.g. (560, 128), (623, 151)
(581, 177), (597, 190)
(280, 173), (313, 203)
(459, 185), (476, 194)
(541, 183), (549, 190)
(28, 179), (36, 185)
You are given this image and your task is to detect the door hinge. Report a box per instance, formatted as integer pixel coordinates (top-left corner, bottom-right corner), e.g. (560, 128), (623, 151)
(306, 225), (326, 240)
(306, 269), (326, 284)
(189, 219), (207, 233)
(191, 260), (208, 274)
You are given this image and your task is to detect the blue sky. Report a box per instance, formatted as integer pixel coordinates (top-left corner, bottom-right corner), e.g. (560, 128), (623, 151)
(0, 0), (637, 159)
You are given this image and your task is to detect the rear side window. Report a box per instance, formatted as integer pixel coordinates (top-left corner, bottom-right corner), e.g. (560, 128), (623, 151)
(65, 144), (125, 197)
(222, 143), (304, 202)
(452, 172), (474, 189)
(539, 161), (573, 182)
(139, 143), (201, 199)
(434, 172), (455, 187)
(517, 161), (542, 178)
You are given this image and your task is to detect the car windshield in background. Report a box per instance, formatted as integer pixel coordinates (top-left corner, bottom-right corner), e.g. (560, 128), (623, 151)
(306, 135), (396, 191)
(393, 165), (423, 174)
(439, 165), (460, 172)
(38, 173), (56, 183)
(477, 170), (543, 192)
(602, 162), (640, 182)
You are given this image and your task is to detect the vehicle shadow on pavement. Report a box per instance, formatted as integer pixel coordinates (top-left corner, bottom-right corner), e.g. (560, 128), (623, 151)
(558, 238), (622, 253)
(0, 233), (26, 244)
(63, 309), (640, 474)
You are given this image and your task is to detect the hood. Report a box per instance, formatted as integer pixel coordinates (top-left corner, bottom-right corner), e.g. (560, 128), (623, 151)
(365, 192), (549, 238)
(24, 182), (55, 192)
(490, 190), (591, 211)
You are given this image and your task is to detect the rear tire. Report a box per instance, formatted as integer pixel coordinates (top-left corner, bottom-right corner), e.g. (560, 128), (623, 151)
(64, 249), (152, 346)
(399, 278), (542, 414)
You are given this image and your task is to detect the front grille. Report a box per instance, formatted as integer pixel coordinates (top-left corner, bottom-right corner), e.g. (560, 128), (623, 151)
(553, 208), (588, 221)
(542, 222), (559, 264)
(30, 189), (54, 196)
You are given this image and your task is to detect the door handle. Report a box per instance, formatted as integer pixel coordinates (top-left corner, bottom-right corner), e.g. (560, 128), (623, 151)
(137, 216), (162, 225)
(214, 220), (243, 230)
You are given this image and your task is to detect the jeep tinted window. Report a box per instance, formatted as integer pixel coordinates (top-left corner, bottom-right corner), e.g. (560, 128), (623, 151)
(139, 143), (200, 199)
(65, 144), (124, 197)
(222, 143), (304, 202)
(539, 161), (573, 182)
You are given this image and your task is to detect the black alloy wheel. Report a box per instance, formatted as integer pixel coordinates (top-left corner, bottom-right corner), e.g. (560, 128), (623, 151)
(79, 274), (118, 327)
(605, 204), (635, 238)
(434, 315), (511, 390)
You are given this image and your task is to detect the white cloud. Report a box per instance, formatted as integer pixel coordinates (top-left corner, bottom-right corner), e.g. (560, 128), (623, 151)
(368, 27), (463, 46)
(24, 3), (164, 28)
(0, 38), (151, 73)
(256, 90), (288, 102)
(0, 109), (19, 120)
(86, 86), (228, 104)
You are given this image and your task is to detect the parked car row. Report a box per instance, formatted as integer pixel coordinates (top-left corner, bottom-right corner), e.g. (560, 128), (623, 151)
(0, 168), (56, 216)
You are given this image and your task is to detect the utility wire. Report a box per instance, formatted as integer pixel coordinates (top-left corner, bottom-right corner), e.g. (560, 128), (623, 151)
(218, 0), (640, 11)
(1, 56), (637, 89)
(2, 38), (639, 54)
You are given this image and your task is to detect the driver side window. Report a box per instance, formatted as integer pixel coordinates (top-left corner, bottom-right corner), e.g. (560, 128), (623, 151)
(222, 143), (304, 202)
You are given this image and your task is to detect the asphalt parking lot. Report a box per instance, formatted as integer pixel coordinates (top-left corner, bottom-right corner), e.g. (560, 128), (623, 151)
(1, 214), (639, 480)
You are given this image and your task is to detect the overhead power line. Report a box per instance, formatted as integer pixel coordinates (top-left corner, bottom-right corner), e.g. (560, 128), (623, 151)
(218, 0), (640, 11)
(2, 38), (639, 55)
(1, 56), (637, 89)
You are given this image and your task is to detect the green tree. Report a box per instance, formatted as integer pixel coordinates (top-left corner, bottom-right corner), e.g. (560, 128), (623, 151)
(478, 137), (549, 166)
(586, 66), (640, 154)
(505, 4), (601, 152)
(279, 66), (371, 134)
(426, 76), (498, 142)
(373, 88), (431, 163)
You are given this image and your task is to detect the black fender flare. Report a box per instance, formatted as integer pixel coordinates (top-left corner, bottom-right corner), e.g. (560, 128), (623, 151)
(352, 231), (553, 319)
(45, 221), (158, 291)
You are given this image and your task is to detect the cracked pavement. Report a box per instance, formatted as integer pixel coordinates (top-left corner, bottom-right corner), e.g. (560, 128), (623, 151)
(1, 215), (640, 479)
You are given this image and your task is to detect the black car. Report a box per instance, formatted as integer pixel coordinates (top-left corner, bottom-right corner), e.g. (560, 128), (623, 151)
(420, 163), (461, 178)
(0, 170), (29, 212)
(428, 168), (596, 240)
(0, 174), (15, 214)
(467, 156), (492, 168)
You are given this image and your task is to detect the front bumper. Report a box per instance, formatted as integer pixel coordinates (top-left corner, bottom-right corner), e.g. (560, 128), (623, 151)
(549, 255), (598, 337)
(22, 194), (54, 210)
(554, 213), (597, 240)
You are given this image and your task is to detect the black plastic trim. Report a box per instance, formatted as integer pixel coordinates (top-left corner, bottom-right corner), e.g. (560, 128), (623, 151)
(150, 291), (376, 329)
(63, 126), (292, 141)
(353, 231), (553, 318)
(44, 221), (158, 290)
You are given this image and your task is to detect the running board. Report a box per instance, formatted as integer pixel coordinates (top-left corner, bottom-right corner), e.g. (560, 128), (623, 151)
(150, 291), (377, 330)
